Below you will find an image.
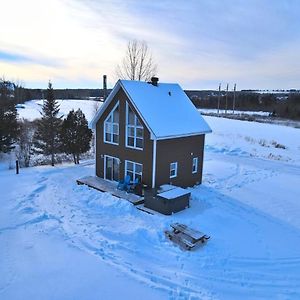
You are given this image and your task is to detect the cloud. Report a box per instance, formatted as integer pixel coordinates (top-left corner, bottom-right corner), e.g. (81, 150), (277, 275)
(0, 0), (300, 89)
(0, 51), (32, 63)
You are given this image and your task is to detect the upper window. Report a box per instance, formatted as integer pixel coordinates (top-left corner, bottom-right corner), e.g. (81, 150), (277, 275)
(126, 103), (143, 150)
(125, 160), (143, 183)
(104, 102), (119, 145)
(170, 162), (178, 178)
(192, 157), (198, 174)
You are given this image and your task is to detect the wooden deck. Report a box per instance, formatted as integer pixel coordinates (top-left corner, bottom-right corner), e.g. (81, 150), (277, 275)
(77, 176), (144, 205)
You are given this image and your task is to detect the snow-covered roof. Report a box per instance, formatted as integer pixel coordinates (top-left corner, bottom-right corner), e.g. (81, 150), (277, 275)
(90, 80), (212, 139)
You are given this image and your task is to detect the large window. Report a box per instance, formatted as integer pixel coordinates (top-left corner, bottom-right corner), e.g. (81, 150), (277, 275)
(126, 103), (143, 150)
(170, 162), (178, 178)
(125, 160), (143, 183)
(104, 102), (119, 145)
(192, 157), (198, 174)
(104, 155), (120, 181)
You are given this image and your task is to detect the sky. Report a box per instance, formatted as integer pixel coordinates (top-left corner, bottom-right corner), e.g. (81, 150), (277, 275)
(1, 0), (300, 90)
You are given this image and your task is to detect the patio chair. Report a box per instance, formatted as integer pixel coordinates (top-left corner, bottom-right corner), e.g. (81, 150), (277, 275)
(117, 175), (131, 191)
(126, 177), (139, 193)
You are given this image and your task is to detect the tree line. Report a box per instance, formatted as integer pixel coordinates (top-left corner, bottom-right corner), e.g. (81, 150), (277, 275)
(0, 79), (92, 168)
(190, 91), (300, 120)
(13, 86), (300, 121)
(20, 88), (111, 102)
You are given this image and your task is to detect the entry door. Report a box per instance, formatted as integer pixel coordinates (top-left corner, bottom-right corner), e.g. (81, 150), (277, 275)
(104, 156), (120, 181)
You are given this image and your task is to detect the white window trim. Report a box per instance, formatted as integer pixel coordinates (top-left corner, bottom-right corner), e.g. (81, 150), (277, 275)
(170, 162), (178, 179)
(103, 101), (119, 145)
(192, 157), (198, 174)
(94, 129), (97, 177)
(104, 155), (120, 181)
(152, 139), (157, 188)
(125, 102), (143, 151)
(125, 160), (143, 182)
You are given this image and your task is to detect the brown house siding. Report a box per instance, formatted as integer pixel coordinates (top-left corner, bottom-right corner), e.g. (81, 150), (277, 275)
(95, 86), (207, 189)
(95, 88), (154, 187)
(155, 135), (205, 188)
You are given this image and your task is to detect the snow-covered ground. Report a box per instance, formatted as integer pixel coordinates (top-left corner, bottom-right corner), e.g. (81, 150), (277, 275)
(1, 116), (300, 299)
(17, 99), (101, 122)
(205, 116), (300, 165)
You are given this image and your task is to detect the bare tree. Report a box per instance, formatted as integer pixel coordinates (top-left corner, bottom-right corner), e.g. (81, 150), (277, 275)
(15, 119), (35, 167)
(116, 40), (157, 81)
(93, 100), (101, 116)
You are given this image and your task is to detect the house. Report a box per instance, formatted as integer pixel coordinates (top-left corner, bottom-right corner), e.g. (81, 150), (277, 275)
(90, 77), (212, 189)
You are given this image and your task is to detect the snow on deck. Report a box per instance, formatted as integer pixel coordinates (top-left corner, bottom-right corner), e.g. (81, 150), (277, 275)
(77, 175), (144, 205)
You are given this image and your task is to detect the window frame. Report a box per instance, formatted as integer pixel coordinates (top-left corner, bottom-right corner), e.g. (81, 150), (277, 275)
(192, 157), (198, 174)
(125, 102), (144, 150)
(125, 160), (143, 182)
(169, 162), (178, 179)
(103, 101), (119, 145)
(104, 154), (120, 182)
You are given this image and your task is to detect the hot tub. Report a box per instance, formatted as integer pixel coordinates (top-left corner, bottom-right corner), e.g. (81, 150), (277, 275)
(144, 185), (190, 215)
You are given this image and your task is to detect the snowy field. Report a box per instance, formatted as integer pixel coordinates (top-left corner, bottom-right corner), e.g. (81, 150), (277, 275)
(17, 99), (100, 122)
(18, 100), (271, 123)
(1, 115), (300, 299)
(205, 116), (300, 165)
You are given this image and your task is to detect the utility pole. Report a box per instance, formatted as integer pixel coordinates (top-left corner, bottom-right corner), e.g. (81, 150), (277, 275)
(233, 83), (236, 114)
(225, 83), (229, 114)
(217, 83), (221, 116)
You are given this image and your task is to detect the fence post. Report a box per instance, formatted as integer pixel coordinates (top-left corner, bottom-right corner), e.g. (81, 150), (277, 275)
(16, 160), (19, 174)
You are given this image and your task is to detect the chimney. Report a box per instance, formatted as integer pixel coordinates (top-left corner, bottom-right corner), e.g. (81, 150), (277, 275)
(103, 75), (107, 101)
(150, 77), (159, 86)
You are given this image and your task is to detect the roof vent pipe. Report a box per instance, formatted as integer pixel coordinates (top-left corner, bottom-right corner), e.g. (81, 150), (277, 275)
(150, 77), (159, 86)
(103, 75), (107, 101)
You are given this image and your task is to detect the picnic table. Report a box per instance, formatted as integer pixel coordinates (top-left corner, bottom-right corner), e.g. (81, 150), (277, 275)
(171, 223), (210, 243)
(165, 223), (210, 250)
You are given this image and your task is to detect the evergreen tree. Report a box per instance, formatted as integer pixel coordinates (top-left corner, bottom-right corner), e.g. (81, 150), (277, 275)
(33, 81), (61, 166)
(60, 109), (92, 164)
(0, 79), (19, 153)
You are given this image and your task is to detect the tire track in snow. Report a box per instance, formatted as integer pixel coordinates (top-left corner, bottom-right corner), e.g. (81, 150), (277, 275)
(24, 173), (214, 298)
(15, 165), (300, 299)
(51, 197), (300, 300)
(0, 213), (62, 234)
(0, 237), (17, 295)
